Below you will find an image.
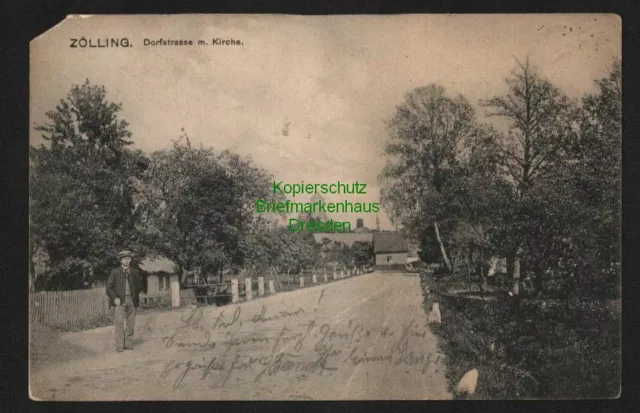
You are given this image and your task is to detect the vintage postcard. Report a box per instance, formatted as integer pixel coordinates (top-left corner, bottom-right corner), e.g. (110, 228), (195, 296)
(29, 14), (621, 400)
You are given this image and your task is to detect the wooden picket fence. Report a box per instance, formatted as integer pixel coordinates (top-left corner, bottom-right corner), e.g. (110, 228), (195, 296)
(30, 287), (111, 329)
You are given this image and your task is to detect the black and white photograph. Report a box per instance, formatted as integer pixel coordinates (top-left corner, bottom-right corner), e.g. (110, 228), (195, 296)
(28, 14), (621, 400)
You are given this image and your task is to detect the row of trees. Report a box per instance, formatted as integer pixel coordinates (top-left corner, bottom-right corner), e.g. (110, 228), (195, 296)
(380, 58), (620, 298)
(30, 81), (358, 291)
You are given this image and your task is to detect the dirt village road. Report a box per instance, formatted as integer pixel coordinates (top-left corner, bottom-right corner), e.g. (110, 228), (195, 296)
(30, 272), (451, 401)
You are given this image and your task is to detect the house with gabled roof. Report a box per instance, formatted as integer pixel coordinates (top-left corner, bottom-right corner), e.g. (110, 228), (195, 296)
(373, 231), (409, 269)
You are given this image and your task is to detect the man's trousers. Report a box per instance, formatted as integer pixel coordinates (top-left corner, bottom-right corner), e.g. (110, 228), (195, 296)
(114, 296), (136, 350)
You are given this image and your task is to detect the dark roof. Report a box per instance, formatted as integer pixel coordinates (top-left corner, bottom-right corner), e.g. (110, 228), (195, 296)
(373, 232), (409, 254)
(313, 232), (373, 246)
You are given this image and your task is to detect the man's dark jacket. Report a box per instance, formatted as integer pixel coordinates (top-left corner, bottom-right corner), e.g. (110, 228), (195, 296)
(106, 267), (146, 308)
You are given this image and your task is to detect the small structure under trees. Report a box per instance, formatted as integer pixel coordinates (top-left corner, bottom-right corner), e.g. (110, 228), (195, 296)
(373, 232), (409, 269)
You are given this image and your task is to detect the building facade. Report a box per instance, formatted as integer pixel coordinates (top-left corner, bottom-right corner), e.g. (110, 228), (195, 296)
(138, 256), (177, 295)
(373, 232), (409, 269)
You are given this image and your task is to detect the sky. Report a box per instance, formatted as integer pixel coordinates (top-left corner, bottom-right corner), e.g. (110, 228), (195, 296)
(30, 14), (621, 230)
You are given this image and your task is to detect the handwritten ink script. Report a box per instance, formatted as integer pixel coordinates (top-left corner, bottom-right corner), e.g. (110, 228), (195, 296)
(157, 298), (446, 392)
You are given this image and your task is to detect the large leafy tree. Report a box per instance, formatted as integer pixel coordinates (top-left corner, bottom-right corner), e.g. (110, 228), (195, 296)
(476, 58), (620, 297)
(510, 62), (620, 298)
(242, 224), (319, 278)
(318, 239), (355, 269)
(539, 60), (621, 297)
(352, 241), (373, 267)
(276, 230), (319, 274)
(378, 58), (620, 301)
(572, 59), (620, 265)
(379, 85), (479, 272)
(481, 59), (575, 295)
(445, 156), (514, 290)
(30, 80), (146, 290)
(141, 134), (276, 283)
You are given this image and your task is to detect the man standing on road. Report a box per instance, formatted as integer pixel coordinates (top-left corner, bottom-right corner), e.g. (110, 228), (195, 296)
(106, 250), (145, 352)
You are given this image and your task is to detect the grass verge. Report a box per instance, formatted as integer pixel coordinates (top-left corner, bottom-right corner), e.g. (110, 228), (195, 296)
(420, 272), (620, 399)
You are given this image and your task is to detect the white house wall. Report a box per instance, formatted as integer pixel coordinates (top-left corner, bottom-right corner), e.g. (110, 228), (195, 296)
(375, 252), (408, 266)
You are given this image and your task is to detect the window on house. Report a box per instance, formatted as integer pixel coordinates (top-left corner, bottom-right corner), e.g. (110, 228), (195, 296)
(387, 255), (392, 263)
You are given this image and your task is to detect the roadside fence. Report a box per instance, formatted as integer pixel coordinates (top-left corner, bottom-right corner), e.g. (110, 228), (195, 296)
(30, 287), (170, 329)
(30, 265), (375, 328)
(180, 265), (374, 306)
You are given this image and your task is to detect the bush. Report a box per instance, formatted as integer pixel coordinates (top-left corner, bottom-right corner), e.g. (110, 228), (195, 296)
(36, 259), (91, 291)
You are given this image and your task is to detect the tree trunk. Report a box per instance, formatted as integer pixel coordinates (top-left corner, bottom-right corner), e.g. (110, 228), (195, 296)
(451, 247), (460, 273)
(467, 247), (472, 285)
(511, 250), (522, 296)
(433, 221), (452, 272)
(479, 248), (487, 293)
